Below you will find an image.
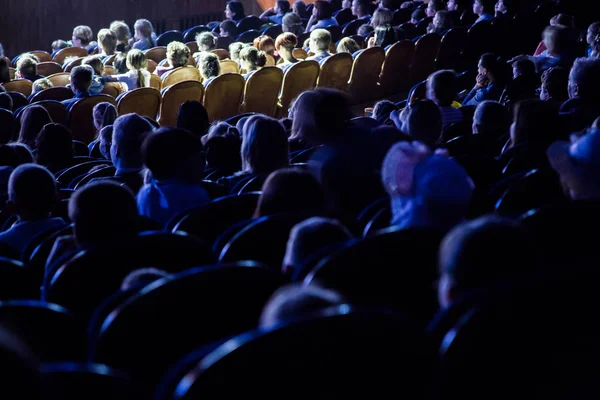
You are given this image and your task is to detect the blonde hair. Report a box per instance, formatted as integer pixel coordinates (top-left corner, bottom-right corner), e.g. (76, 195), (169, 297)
(32, 78), (54, 94)
(82, 55), (104, 76)
(229, 42), (246, 62)
(239, 46), (267, 70)
(97, 28), (117, 55)
(336, 37), (361, 54)
(126, 50), (149, 88)
(199, 52), (221, 80)
(309, 29), (331, 52)
(134, 19), (155, 47)
(166, 41), (191, 68)
(73, 25), (94, 45)
(110, 20), (131, 42)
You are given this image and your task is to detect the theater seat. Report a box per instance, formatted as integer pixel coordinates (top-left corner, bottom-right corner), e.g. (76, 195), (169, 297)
(52, 47), (88, 65)
(158, 80), (204, 127)
(144, 47), (168, 64)
(29, 87), (73, 103)
(347, 47), (385, 104)
(2, 79), (33, 97)
(47, 72), (71, 87)
(36, 61), (63, 77)
(277, 60), (319, 118)
(240, 67), (283, 117)
(161, 66), (201, 87)
(379, 40), (414, 96)
(117, 87), (161, 119)
(67, 94), (117, 143)
(316, 52), (353, 92)
(203, 73), (245, 121)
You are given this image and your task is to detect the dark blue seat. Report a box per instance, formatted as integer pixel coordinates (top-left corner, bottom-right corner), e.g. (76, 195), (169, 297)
(0, 257), (38, 300)
(236, 16), (262, 33)
(156, 30), (184, 47)
(183, 25), (210, 43)
(235, 29), (262, 43)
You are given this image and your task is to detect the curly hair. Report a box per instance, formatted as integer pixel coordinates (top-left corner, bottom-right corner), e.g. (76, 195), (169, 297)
(166, 41), (191, 68)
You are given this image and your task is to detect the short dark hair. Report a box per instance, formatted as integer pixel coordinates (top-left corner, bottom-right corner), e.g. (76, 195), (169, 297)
(113, 53), (128, 74)
(177, 101), (210, 137)
(476, 0), (496, 14)
(141, 127), (205, 181)
(220, 20), (238, 37)
(314, 0), (333, 20)
(70, 65), (93, 93)
(227, 1), (246, 19)
(242, 115), (289, 174)
(276, 0), (291, 13)
(354, 0), (372, 14)
(8, 164), (57, 218)
(35, 123), (74, 170)
(406, 99), (443, 147)
(513, 59), (536, 77)
(473, 101), (509, 138)
(411, 8), (426, 21)
(427, 70), (458, 106)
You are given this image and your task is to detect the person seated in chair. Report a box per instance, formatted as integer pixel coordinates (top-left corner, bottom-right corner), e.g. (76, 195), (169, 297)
(559, 57), (600, 133)
(31, 78), (54, 96)
(219, 20), (239, 41)
(109, 20), (131, 53)
(510, 25), (576, 74)
(225, 1), (246, 24)
(426, 70), (464, 129)
(71, 25), (97, 53)
(276, 33), (300, 71)
(472, 0), (495, 25)
(35, 124), (74, 174)
(472, 100), (509, 148)
(260, 0), (292, 25)
(97, 28), (117, 58)
(392, 99), (443, 148)
(463, 53), (506, 106)
(437, 215), (535, 309)
(540, 66), (569, 107)
(306, 29), (332, 63)
(0, 164), (66, 255)
(61, 65), (94, 111)
(137, 128), (210, 226)
(90, 113), (153, 194)
(239, 47), (267, 79)
(81, 55), (106, 95)
(194, 32), (218, 61)
(155, 41), (190, 78)
(15, 55), (44, 82)
(306, 1), (339, 32)
(198, 52), (221, 87)
(351, 0), (373, 25)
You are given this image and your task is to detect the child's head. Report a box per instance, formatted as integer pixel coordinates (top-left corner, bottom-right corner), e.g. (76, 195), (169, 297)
(7, 164), (57, 221)
(82, 55), (104, 76)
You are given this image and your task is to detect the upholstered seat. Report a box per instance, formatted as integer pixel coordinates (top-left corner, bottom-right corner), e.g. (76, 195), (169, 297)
(241, 67), (283, 117)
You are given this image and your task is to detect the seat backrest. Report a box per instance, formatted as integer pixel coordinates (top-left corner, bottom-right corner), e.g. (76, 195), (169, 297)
(410, 33), (442, 84)
(149, 74), (162, 90)
(341, 18), (364, 36)
(236, 16), (262, 32)
(117, 87), (162, 118)
(158, 80), (204, 127)
(236, 29), (262, 44)
(347, 47), (386, 104)
(101, 82), (123, 98)
(92, 263), (282, 386)
(161, 66), (201, 87)
(183, 25), (210, 42)
(211, 49), (230, 60)
(263, 24), (283, 39)
(64, 57), (84, 73)
(204, 73), (245, 121)
(156, 30), (184, 47)
(147, 59), (157, 73)
(0, 109), (17, 142)
(2, 79), (33, 97)
(28, 50), (52, 62)
(36, 61), (63, 77)
(29, 86), (73, 103)
(67, 94), (117, 143)
(292, 48), (308, 60)
(241, 67), (283, 117)
(35, 101), (69, 125)
(186, 41), (199, 54)
(52, 47), (89, 65)
(0, 257), (38, 300)
(316, 52), (353, 92)
(393, 8), (412, 25)
(436, 28), (468, 70)
(219, 59), (240, 74)
(278, 60), (319, 117)
(216, 36), (233, 51)
(379, 40), (414, 96)
(464, 21), (494, 66)
(47, 72), (71, 87)
(6, 91), (28, 111)
(144, 46), (168, 63)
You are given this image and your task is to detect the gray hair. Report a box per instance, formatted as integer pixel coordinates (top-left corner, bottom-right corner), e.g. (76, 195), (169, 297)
(309, 29), (331, 52)
(569, 57), (600, 101)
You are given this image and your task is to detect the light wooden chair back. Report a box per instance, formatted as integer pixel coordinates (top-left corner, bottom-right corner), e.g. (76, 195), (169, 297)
(147, 59), (158, 73)
(241, 67), (283, 117)
(161, 66), (201, 87)
(219, 59), (240, 74)
(277, 60), (320, 117)
(316, 52), (353, 92)
(186, 42), (199, 54)
(101, 82), (124, 98)
(149, 74), (163, 91)
(2, 79), (33, 97)
(347, 47), (386, 104)
(144, 47), (168, 63)
(29, 86), (74, 103)
(64, 57), (85, 72)
(47, 72), (71, 87)
(292, 48), (308, 60)
(67, 94), (117, 143)
(117, 87), (162, 119)
(211, 49), (231, 60)
(52, 47), (89, 65)
(158, 80), (205, 126)
(204, 73), (245, 121)
(30, 51), (52, 62)
(379, 40), (415, 96)
(37, 61), (63, 77)
(35, 100), (69, 125)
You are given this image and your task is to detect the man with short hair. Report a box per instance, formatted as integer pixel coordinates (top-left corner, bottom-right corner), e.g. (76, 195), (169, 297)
(472, 0), (495, 25)
(97, 28), (117, 57)
(307, 29), (332, 63)
(137, 127), (210, 226)
(426, 70), (464, 129)
(0, 164), (65, 255)
(260, 0), (291, 25)
(472, 100), (509, 139)
(61, 65), (93, 111)
(72, 25), (96, 53)
(404, 100), (443, 148)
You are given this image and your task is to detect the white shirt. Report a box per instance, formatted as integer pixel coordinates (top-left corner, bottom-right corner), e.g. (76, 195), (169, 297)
(106, 70), (150, 91)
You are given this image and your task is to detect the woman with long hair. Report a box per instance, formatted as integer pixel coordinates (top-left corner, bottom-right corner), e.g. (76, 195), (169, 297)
(103, 49), (150, 91)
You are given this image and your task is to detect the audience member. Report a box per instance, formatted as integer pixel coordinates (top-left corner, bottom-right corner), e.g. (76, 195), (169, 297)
(275, 33), (299, 71)
(260, 0), (292, 25)
(15, 56), (43, 82)
(35, 123), (74, 173)
(97, 29), (117, 57)
(110, 20), (131, 52)
(0, 164), (65, 254)
(219, 20), (238, 40)
(306, 0), (338, 32)
(81, 55), (105, 95)
(426, 70), (463, 129)
(282, 217), (352, 279)
(254, 168), (325, 218)
(137, 128), (210, 226)
(62, 65), (94, 111)
(156, 41), (190, 77)
(368, 25), (395, 49)
(177, 101), (210, 138)
(0, 57), (10, 84)
(371, 8), (393, 28)
(195, 32), (218, 57)
(352, 0), (373, 24)
(71, 25), (96, 53)
(112, 52), (129, 74)
(282, 12), (305, 36)
(586, 21), (600, 57)
(202, 123), (242, 179)
(239, 47), (267, 79)
(410, 9), (426, 25)
(403, 99), (443, 147)
(31, 78), (53, 95)
(18, 105), (52, 149)
(464, 53), (506, 106)
(253, 35), (276, 57)
(103, 49), (150, 90)
(229, 42), (246, 63)
(472, 0), (495, 25)
(307, 29), (332, 62)
(336, 37), (361, 54)
(472, 100), (509, 141)
(513, 25), (576, 73)
(225, 1), (246, 23)
(560, 57), (600, 133)
(131, 19), (156, 51)
(540, 66), (569, 106)
(372, 100), (397, 124)
(428, 10), (453, 34)
(426, 0), (445, 17)
(8, 143), (34, 165)
(198, 52), (221, 86)
(293, 0), (309, 19)
(51, 39), (69, 54)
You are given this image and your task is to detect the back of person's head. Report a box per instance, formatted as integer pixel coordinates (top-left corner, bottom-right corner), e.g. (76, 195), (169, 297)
(121, 268), (169, 291)
(291, 89), (352, 146)
(353, 0), (372, 15)
(275, 32), (298, 52)
(513, 59), (536, 78)
(357, 24), (374, 36)
(35, 123), (73, 170)
(177, 100), (209, 137)
(255, 168), (325, 218)
(134, 19), (155, 41)
(510, 99), (560, 146)
(381, 0), (400, 10)
(69, 181), (138, 247)
(18, 105), (52, 149)
(202, 123), (241, 173)
(405, 100), (443, 147)
(283, 217), (352, 276)
(293, 0), (308, 18)
(568, 57), (600, 102)
(7, 164), (57, 220)
(51, 39), (69, 52)
(32, 78), (54, 94)
(92, 102), (117, 134)
(254, 35), (276, 55)
(552, 13), (575, 29)
(372, 100), (397, 123)
(276, 0), (291, 13)
(0, 58), (10, 84)
(196, 32), (217, 52)
(16, 56), (37, 79)
(543, 24), (576, 57)
(259, 284), (345, 329)
(371, 8), (394, 27)
(226, 1), (246, 20)
(242, 115), (289, 174)
(73, 25), (94, 46)
(336, 37), (361, 54)
(229, 42), (246, 62)
(97, 28), (117, 55)
(110, 113), (153, 169)
(113, 52), (129, 74)
(587, 21), (600, 45)
(426, 70), (458, 107)
(411, 8), (426, 22)
(475, 0), (495, 14)
(0, 92), (13, 111)
(70, 65), (93, 93)
(432, 10), (452, 32)
(99, 125), (113, 160)
(314, 0), (333, 20)
(239, 46), (267, 69)
(473, 100), (509, 137)
(220, 20), (238, 38)
(438, 215), (535, 308)
(141, 127), (204, 182)
(198, 52), (221, 80)
(310, 29), (332, 52)
(82, 55), (104, 76)
(8, 143), (33, 165)
(282, 13), (304, 36)
(166, 41), (190, 68)
(374, 25), (395, 48)
(540, 66), (568, 102)
(110, 21), (131, 43)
